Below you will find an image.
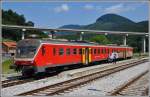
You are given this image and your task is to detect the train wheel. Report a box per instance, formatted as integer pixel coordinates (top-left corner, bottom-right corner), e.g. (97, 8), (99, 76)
(22, 67), (35, 77)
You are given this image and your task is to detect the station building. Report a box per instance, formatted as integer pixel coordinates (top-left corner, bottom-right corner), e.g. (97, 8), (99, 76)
(2, 41), (17, 56)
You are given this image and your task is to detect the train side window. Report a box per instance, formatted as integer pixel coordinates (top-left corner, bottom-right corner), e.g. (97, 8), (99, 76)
(94, 49), (96, 54)
(66, 48), (70, 55)
(53, 48), (56, 56)
(42, 46), (45, 56)
(98, 49), (100, 54)
(104, 48), (106, 54)
(59, 48), (64, 55)
(107, 49), (109, 54)
(113, 49), (115, 52)
(73, 48), (77, 54)
(79, 48), (82, 54)
(102, 48), (104, 54)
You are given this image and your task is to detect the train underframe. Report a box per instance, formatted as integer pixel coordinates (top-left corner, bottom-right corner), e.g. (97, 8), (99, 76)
(10, 56), (132, 77)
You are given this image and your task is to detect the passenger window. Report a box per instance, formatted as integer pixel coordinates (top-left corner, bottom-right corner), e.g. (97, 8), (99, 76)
(104, 48), (105, 54)
(59, 48), (64, 55)
(102, 48), (104, 54)
(53, 48), (56, 56)
(42, 46), (45, 56)
(73, 48), (77, 54)
(66, 48), (70, 55)
(98, 49), (100, 54)
(94, 49), (96, 54)
(79, 49), (82, 54)
(104, 48), (106, 54)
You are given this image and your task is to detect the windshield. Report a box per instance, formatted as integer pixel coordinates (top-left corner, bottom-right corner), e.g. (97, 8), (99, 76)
(16, 46), (37, 58)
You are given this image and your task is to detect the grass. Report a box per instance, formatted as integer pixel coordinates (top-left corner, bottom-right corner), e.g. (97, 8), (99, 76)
(2, 59), (16, 74)
(133, 53), (149, 58)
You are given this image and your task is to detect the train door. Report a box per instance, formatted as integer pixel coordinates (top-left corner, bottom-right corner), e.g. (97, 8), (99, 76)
(82, 48), (91, 65)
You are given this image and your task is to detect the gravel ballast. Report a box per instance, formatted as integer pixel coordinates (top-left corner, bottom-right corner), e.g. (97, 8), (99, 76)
(61, 62), (149, 96)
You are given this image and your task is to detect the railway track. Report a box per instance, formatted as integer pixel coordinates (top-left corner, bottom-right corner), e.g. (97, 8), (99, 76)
(109, 70), (149, 96)
(17, 58), (148, 96)
(2, 78), (33, 88)
(2, 71), (60, 88)
(1, 58), (140, 89)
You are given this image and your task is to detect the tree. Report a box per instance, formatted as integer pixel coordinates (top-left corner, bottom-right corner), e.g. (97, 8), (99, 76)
(2, 9), (48, 41)
(89, 35), (110, 44)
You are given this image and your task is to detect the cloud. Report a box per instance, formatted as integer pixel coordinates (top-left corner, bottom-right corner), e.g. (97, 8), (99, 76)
(54, 4), (69, 13)
(84, 4), (94, 10)
(103, 4), (136, 14)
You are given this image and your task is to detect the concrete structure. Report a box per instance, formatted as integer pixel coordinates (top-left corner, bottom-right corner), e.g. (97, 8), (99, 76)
(2, 25), (149, 53)
(123, 34), (128, 46)
(143, 36), (146, 54)
(80, 32), (84, 41)
(22, 29), (26, 40)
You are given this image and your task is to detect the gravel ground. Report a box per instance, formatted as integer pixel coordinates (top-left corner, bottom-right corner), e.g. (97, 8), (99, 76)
(117, 72), (149, 96)
(1, 72), (22, 81)
(60, 62), (149, 96)
(1, 58), (147, 96)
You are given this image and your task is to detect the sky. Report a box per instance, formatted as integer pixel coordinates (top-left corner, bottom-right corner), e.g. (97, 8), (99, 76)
(2, 1), (149, 28)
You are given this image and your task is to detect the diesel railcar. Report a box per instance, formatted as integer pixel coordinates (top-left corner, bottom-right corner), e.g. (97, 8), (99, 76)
(12, 39), (133, 76)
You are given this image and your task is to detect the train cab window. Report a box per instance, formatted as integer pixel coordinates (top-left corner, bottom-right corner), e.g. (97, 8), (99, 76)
(98, 49), (100, 54)
(59, 48), (64, 55)
(73, 48), (77, 54)
(66, 48), (70, 55)
(42, 46), (46, 56)
(94, 49), (96, 54)
(53, 48), (56, 56)
(79, 49), (82, 54)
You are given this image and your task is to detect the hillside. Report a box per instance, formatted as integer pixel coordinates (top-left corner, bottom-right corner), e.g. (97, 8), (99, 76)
(60, 14), (148, 32)
(59, 14), (148, 52)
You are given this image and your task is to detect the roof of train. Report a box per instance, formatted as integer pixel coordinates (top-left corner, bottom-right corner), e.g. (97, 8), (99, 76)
(18, 39), (133, 48)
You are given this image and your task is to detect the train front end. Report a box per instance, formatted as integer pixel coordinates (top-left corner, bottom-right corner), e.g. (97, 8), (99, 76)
(11, 39), (40, 76)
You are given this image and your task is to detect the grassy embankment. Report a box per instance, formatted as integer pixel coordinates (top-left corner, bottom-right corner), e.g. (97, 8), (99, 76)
(2, 59), (16, 74)
(133, 53), (149, 58)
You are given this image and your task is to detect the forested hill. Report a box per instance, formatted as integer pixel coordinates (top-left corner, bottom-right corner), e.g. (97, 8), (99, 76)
(60, 14), (148, 33)
(58, 14), (148, 52)
(2, 9), (48, 41)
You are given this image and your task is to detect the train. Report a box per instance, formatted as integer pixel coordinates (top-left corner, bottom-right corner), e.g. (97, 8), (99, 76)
(11, 39), (133, 76)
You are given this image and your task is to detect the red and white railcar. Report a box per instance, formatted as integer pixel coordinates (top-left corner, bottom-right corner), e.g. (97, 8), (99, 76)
(12, 39), (133, 76)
